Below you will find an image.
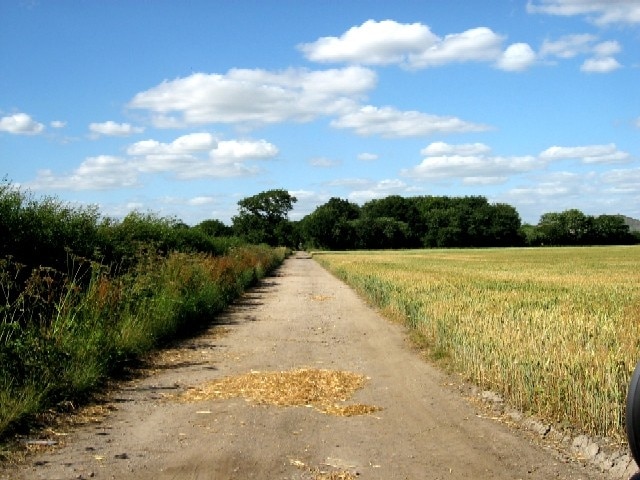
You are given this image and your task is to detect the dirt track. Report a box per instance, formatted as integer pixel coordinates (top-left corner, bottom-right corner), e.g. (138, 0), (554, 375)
(1, 253), (633, 479)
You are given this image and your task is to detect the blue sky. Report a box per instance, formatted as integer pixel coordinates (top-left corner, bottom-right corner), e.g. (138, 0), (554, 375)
(1, 0), (639, 225)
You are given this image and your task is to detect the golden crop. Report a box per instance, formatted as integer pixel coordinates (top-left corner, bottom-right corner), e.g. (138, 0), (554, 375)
(315, 246), (640, 440)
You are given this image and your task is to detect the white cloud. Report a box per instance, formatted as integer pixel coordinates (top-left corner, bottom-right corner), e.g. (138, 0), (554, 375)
(540, 34), (596, 59)
(403, 154), (539, 181)
(503, 169), (640, 223)
(581, 39), (622, 73)
(298, 19), (437, 65)
(348, 179), (408, 203)
(496, 43), (537, 71)
(357, 152), (378, 161)
(581, 56), (621, 73)
(636, 117), (640, 129)
(209, 139), (278, 164)
(463, 176), (509, 185)
(187, 196), (216, 206)
(539, 35), (622, 72)
(89, 121), (144, 137)
(402, 27), (503, 68)
(129, 134), (277, 178)
(540, 144), (630, 163)
(30, 156), (139, 190)
(127, 133), (218, 173)
(332, 105), (490, 138)
(128, 67), (376, 128)
(602, 167), (640, 193)
(421, 141), (492, 156)
(0, 113), (45, 135)
(593, 40), (621, 57)
(497, 43), (536, 72)
(407, 26), (522, 70)
(300, 20), (535, 72)
(50, 120), (66, 129)
(128, 132), (216, 156)
(527, 0), (640, 26)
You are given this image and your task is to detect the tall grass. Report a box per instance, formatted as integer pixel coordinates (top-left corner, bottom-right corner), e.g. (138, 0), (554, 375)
(315, 247), (640, 440)
(0, 245), (287, 438)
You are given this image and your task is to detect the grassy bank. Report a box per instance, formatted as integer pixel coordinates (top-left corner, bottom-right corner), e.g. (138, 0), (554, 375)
(0, 245), (288, 439)
(314, 247), (640, 441)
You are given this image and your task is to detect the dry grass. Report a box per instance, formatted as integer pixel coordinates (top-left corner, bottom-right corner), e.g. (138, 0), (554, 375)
(180, 368), (380, 416)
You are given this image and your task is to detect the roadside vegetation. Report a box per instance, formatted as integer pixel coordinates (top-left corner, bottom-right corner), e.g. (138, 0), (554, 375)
(315, 247), (640, 441)
(0, 181), (288, 439)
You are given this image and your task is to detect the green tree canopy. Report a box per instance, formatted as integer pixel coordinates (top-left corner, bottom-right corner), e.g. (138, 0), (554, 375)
(300, 197), (360, 249)
(232, 189), (297, 246)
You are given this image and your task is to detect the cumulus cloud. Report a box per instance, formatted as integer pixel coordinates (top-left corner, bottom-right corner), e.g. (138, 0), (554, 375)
(581, 56), (621, 73)
(540, 35), (622, 72)
(30, 156), (139, 190)
(32, 133), (279, 191)
(0, 112), (45, 135)
(127, 133), (216, 156)
(89, 121), (144, 137)
(540, 34), (597, 59)
(128, 133), (277, 179)
(50, 120), (67, 129)
(403, 142), (541, 183)
(298, 19), (436, 65)
(503, 168), (640, 223)
(582, 40), (622, 73)
(408, 27), (505, 68)
(300, 20), (534, 71)
(187, 196), (216, 206)
(210, 139), (278, 164)
(404, 154), (539, 182)
(496, 43), (537, 71)
(593, 40), (621, 57)
(421, 141), (492, 156)
(540, 144), (630, 163)
(128, 67), (376, 128)
(527, 0), (640, 26)
(348, 179), (409, 203)
(332, 105), (490, 138)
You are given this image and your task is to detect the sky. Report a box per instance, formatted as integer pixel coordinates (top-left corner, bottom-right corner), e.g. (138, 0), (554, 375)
(1, 0), (639, 226)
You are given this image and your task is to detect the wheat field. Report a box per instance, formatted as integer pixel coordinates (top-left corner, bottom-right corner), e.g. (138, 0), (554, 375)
(314, 246), (640, 441)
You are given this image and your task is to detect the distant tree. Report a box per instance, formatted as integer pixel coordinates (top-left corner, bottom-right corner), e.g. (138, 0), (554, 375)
(351, 217), (411, 249)
(483, 203), (523, 247)
(196, 219), (232, 237)
(361, 196), (422, 247)
(232, 189), (297, 246)
(300, 197), (360, 250)
(537, 209), (593, 245)
(592, 215), (634, 245)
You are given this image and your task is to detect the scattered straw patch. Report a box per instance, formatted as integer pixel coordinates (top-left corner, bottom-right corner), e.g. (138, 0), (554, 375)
(322, 403), (381, 417)
(310, 294), (333, 302)
(180, 368), (381, 416)
(289, 459), (358, 479)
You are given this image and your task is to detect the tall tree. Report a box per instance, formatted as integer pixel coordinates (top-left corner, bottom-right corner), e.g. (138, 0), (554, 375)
(232, 189), (297, 246)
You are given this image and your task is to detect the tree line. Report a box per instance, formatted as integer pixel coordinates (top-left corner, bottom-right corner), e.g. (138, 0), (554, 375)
(1, 182), (637, 265)
(218, 189), (639, 249)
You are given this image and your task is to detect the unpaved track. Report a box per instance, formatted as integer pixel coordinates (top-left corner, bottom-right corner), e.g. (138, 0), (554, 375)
(1, 253), (621, 479)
